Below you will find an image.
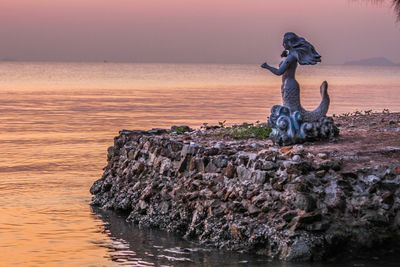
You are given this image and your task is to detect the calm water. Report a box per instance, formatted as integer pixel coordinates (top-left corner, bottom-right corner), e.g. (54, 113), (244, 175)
(0, 62), (399, 266)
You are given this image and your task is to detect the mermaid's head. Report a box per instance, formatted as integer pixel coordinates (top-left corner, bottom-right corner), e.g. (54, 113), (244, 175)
(283, 32), (321, 65)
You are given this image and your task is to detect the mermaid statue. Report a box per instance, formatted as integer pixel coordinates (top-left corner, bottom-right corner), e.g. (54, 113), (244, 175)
(262, 32), (339, 145)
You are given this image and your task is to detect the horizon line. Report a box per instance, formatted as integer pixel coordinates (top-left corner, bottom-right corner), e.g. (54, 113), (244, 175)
(1, 59), (397, 66)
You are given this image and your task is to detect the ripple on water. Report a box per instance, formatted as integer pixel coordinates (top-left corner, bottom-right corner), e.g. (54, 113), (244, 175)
(1, 63), (400, 266)
(91, 208), (276, 267)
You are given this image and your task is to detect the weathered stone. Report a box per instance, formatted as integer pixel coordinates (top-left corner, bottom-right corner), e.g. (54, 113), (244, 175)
(394, 211), (400, 228)
(297, 211), (322, 224)
(317, 159), (341, 171)
(214, 155), (228, 168)
(236, 166), (252, 181)
(205, 160), (219, 173)
(159, 201), (170, 214)
(262, 161), (277, 171)
(159, 158), (172, 175)
(292, 155), (301, 162)
(223, 163), (236, 178)
(127, 149), (136, 160)
(132, 161), (145, 174)
(91, 119), (400, 263)
(381, 176), (400, 190)
(295, 194), (317, 212)
(247, 205), (261, 216)
(140, 185), (153, 200)
(282, 210), (298, 222)
(324, 180), (346, 211)
(148, 128), (168, 135)
(361, 211), (389, 226)
(360, 175), (380, 185)
(138, 200), (148, 210)
(229, 224), (242, 239)
(251, 192), (268, 205)
(252, 170), (267, 184)
(286, 239), (312, 261)
(90, 179), (103, 195)
(178, 155), (190, 173)
(199, 188), (214, 198)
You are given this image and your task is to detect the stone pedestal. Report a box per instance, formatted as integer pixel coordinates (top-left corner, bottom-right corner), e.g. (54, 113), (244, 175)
(268, 105), (339, 146)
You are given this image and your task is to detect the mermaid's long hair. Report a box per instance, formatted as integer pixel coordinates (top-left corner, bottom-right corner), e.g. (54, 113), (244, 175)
(283, 32), (321, 65)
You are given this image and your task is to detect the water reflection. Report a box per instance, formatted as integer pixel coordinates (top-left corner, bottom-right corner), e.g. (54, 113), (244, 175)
(0, 63), (399, 266)
(91, 207), (272, 266)
(92, 207), (400, 267)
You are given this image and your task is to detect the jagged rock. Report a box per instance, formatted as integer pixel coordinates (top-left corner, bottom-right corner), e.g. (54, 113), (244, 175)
(282, 210), (298, 222)
(295, 194), (317, 212)
(90, 122), (400, 262)
(360, 174), (380, 185)
(224, 163), (236, 178)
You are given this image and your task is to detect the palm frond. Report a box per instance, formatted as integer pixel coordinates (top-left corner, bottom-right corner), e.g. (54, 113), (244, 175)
(393, 0), (400, 21)
(357, 0), (400, 21)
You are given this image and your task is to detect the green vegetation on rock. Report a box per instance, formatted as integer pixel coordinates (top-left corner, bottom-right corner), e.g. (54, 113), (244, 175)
(226, 122), (271, 139)
(171, 125), (192, 134)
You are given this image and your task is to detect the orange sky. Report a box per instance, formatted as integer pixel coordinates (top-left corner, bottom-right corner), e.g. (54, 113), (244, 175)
(0, 0), (399, 64)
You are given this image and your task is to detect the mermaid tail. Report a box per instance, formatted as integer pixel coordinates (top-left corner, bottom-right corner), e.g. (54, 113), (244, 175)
(301, 81), (330, 122)
(269, 81), (337, 145)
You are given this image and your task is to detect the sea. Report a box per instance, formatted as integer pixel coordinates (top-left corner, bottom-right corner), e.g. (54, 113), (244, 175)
(0, 62), (399, 266)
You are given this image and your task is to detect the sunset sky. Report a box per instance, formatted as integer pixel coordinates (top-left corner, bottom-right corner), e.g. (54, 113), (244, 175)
(1, 0), (399, 64)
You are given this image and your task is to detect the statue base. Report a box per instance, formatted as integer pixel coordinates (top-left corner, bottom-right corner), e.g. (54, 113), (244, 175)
(268, 105), (339, 146)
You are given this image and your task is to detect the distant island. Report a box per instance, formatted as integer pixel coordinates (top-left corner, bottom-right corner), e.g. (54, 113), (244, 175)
(344, 57), (399, 66)
(0, 58), (17, 62)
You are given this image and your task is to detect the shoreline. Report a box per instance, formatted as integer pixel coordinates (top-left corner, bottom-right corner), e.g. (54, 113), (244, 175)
(90, 112), (400, 261)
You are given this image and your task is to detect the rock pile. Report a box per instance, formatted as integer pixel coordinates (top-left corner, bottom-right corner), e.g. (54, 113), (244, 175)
(91, 124), (400, 261)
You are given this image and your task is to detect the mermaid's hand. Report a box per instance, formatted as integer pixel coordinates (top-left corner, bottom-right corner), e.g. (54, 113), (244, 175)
(261, 62), (269, 69)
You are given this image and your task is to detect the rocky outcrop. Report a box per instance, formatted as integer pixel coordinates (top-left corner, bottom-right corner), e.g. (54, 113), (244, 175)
(91, 114), (400, 261)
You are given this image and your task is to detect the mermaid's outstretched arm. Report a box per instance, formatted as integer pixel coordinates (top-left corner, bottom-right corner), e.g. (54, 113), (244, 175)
(261, 56), (294, 76)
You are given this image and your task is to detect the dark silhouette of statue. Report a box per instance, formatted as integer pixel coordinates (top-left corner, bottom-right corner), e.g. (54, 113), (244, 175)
(262, 32), (339, 145)
(262, 32), (329, 122)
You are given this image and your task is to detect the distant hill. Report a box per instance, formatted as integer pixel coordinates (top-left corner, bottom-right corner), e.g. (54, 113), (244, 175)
(0, 57), (17, 62)
(344, 57), (399, 66)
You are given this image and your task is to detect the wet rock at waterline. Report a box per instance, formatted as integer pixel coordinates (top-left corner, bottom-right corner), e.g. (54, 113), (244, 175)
(91, 112), (400, 261)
